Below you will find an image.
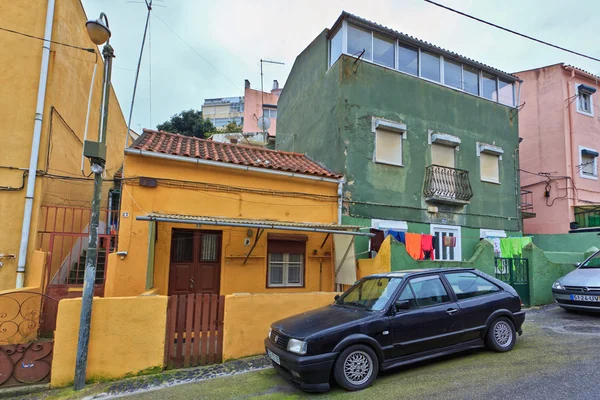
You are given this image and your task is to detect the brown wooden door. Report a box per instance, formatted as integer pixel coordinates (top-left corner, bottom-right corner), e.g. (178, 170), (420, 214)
(169, 230), (221, 295)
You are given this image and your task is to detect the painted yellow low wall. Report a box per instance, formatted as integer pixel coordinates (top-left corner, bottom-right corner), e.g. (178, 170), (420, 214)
(222, 292), (339, 361)
(51, 295), (168, 387)
(357, 236), (392, 278)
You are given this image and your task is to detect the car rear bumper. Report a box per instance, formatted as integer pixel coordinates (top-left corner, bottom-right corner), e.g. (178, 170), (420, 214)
(264, 338), (337, 392)
(552, 289), (600, 312)
(513, 311), (526, 334)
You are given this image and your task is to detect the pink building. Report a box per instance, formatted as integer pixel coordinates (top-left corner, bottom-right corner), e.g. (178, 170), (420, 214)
(243, 79), (282, 140)
(516, 63), (600, 234)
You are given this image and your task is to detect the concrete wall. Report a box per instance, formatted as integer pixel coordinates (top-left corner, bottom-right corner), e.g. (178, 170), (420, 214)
(533, 231), (600, 253)
(222, 292), (338, 360)
(243, 87), (280, 135)
(524, 244), (576, 306)
(51, 296), (168, 387)
(0, 0), (127, 290)
(106, 154), (339, 297)
(517, 64), (600, 234)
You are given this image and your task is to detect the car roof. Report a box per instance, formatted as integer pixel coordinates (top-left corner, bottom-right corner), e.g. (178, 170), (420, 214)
(366, 268), (476, 279)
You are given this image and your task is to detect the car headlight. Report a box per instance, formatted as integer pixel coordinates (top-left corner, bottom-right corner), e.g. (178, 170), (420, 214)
(287, 338), (307, 355)
(552, 281), (564, 290)
(268, 328), (272, 338)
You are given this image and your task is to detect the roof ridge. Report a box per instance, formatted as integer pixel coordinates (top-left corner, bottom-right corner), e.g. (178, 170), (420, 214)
(142, 128), (307, 157)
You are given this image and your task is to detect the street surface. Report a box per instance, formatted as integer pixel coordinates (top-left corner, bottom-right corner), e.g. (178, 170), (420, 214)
(119, 304), (600, 400)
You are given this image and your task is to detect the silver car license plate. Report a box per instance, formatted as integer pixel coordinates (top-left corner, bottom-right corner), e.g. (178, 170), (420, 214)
(267, 349), (280, 365)
(570, 294), (600, 302)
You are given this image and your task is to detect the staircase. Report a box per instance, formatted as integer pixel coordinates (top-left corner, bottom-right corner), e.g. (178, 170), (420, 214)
(67, 248), (107, 285)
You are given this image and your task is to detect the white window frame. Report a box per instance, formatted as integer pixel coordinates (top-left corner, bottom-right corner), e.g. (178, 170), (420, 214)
(372, 118), (407, 167)
(430, 224), (462, 261)
(579, 145), (598, 180)
(267, 253), (304, 288)
(576, 84), (594, 117)
(477, 142), (503, 184)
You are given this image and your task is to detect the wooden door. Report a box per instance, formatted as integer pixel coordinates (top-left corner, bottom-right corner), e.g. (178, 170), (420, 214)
(169, 230), (221, 295)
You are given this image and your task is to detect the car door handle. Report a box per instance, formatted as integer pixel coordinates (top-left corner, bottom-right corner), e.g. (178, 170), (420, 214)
(446, 308), (459, 315)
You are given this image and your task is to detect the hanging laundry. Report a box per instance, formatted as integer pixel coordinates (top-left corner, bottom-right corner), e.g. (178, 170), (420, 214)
(500, 238), (513, 258)
(443, 235), (456, 248)
(485, 238), (502, 256)
(370, 229), (385, 253)
(421, 234), (435, 260)
(510, 237), (532, 257)
(388, 230), (405, 244)
(405, 233), (424, 260)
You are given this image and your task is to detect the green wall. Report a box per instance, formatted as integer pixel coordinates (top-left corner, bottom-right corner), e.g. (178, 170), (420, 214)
(524, 244), (576, 306)
(532, 232), (600, 253)
(278, 36), (521, 236)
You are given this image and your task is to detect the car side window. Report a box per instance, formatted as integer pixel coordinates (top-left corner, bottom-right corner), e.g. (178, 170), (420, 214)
(408, 275), (450, 307)
(445, 272), (500, 300)
(397, 285), (418, 309)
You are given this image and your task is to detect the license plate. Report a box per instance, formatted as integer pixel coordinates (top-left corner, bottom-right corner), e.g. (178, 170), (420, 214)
(267, 349), (280, 365)
(571, 294), (600, 302)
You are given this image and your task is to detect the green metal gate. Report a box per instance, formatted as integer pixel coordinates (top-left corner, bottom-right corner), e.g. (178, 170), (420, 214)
(494, 257), (530, 307)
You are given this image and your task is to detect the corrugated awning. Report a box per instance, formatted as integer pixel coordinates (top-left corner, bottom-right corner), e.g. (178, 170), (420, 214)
(136, 213), (374, 237)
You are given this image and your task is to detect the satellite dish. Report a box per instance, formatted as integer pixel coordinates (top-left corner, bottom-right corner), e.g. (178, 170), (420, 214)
(257, 116), (271, 132)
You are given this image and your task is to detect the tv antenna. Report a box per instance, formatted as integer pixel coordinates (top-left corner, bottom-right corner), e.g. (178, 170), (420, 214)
(257, 116), (271, 134)
(259, 59), (284, 126)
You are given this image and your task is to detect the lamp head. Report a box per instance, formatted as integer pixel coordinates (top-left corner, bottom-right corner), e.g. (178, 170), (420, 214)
(86, 14), (111, 45)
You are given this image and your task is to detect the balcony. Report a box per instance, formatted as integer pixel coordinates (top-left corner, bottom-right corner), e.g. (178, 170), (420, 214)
(573, 206), (600, 230)
(424, 165), (473, 205)
(520, 189), (536, 219)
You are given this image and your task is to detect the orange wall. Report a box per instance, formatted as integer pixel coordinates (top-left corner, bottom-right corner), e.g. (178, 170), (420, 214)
(105, 154), (339, 297)
(243, 87), (280, 135)
(517, 64), (600, 234)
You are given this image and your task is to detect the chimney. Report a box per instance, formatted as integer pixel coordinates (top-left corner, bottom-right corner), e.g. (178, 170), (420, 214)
(244, 79), (251, 89)
(272, 80), (279, 90)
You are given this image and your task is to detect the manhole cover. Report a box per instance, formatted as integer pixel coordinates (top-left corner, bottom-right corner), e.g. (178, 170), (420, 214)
(563, 325), (600, 334)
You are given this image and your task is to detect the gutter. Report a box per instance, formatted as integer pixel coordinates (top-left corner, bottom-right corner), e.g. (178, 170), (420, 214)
(16, 0), (55, 288)
(566, 68), (578, 208)
(123, 148), (344, 184)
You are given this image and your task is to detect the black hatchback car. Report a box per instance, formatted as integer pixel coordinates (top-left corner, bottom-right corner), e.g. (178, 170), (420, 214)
(264, 268), (525, 392)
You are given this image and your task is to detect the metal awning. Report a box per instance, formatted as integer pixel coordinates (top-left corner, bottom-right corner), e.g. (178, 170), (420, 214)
(136, 213), (375, 237)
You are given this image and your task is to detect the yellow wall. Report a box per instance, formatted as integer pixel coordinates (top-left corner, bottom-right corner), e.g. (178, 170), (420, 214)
(357, 236), (392, 278)
(51, 295), (168, 387)
(222, 292), (339, 360)
(0, 0), (127, 290)
(106, 154), (339, 297)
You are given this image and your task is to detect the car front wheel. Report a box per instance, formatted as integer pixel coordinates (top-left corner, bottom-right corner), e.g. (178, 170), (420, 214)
(333, 344), (378, 391)
(486, 317), (516, 352)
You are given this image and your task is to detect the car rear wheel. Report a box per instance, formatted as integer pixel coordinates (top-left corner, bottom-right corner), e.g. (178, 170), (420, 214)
(486, 317), (516, 352)
(333, 344), (378, 391)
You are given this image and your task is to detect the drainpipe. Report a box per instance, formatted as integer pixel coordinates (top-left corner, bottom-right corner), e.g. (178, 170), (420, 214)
(566, 68), (577, 207)
(16, 0), (55, 288)
(337, 179), (345, 224)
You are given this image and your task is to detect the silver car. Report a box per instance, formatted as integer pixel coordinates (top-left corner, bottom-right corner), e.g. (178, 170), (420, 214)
(552, 250), (600, 312)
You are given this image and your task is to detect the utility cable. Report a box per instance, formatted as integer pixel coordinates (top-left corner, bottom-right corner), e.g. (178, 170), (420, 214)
(424, 0), (600, 63)
(0, 26), (95, 53)
(151, 11), (243, 93)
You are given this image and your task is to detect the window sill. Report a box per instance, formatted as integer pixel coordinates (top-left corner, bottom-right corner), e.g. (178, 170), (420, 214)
(481, 178), (501, 185)
(580, 174), (599, 181)
(266, 285), (304, 289)
(374, 160), (404, 167)
(576, 109), (594, 117)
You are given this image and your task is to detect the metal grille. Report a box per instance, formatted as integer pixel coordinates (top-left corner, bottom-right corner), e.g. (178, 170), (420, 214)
(563, 286), (600, 293)
(269, 329), (290, 350)
(424, 165), (473, 202)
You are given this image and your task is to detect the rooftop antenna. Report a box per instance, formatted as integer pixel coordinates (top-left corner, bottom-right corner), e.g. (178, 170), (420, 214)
(259, 59), (284, 134)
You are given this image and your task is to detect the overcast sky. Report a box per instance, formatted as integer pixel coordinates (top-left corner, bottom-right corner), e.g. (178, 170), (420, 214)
(80, 0), (600, 133)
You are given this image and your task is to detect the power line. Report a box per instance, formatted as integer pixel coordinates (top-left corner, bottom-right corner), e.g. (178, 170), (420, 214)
(151, 11), (243, 93)
(0, 26), (95, 53)
(424, 0), (600, 63)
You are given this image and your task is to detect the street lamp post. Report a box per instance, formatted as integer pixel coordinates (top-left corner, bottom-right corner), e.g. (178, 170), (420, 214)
(74, 12), (114, 391)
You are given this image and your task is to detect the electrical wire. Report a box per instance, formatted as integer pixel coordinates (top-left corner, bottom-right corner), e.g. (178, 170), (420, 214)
(424, 0), (600, 63)
(151, 11), (243, 93)
(0, 26), (95, 53)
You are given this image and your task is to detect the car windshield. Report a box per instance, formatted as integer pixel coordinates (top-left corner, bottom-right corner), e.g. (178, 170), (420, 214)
(335, 277), (402, 311)
(580, 252), (600, 269)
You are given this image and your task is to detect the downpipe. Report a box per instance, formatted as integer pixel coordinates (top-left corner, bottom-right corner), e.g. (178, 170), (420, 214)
(16, 0), (56, 288)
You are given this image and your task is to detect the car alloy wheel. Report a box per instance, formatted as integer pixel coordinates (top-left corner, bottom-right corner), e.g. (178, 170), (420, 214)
(343, 350), (373, 385)
(493, 320), (513, 348)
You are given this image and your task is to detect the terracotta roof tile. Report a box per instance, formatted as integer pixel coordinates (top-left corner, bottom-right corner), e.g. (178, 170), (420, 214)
(130, 129), (342, 179)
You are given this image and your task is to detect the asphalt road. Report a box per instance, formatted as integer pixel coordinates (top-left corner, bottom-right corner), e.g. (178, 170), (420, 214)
(115, 305), (600, 400)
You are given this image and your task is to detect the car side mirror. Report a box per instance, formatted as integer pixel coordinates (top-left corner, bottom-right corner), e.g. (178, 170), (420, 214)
(395, 299), (411, 311)
(334, 294), (340, 301)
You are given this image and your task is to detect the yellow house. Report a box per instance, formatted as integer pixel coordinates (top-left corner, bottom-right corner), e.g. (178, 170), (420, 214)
(0, 0), (128, 291)
(105, 129), (369, 297)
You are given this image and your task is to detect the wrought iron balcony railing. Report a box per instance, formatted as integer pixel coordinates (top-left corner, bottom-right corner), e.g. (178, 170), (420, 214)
(424, 165), (473, 204)
(520, 189), (536, 219)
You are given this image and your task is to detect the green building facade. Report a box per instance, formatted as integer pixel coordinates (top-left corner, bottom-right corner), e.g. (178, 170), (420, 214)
(277, 13), (523, 261)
